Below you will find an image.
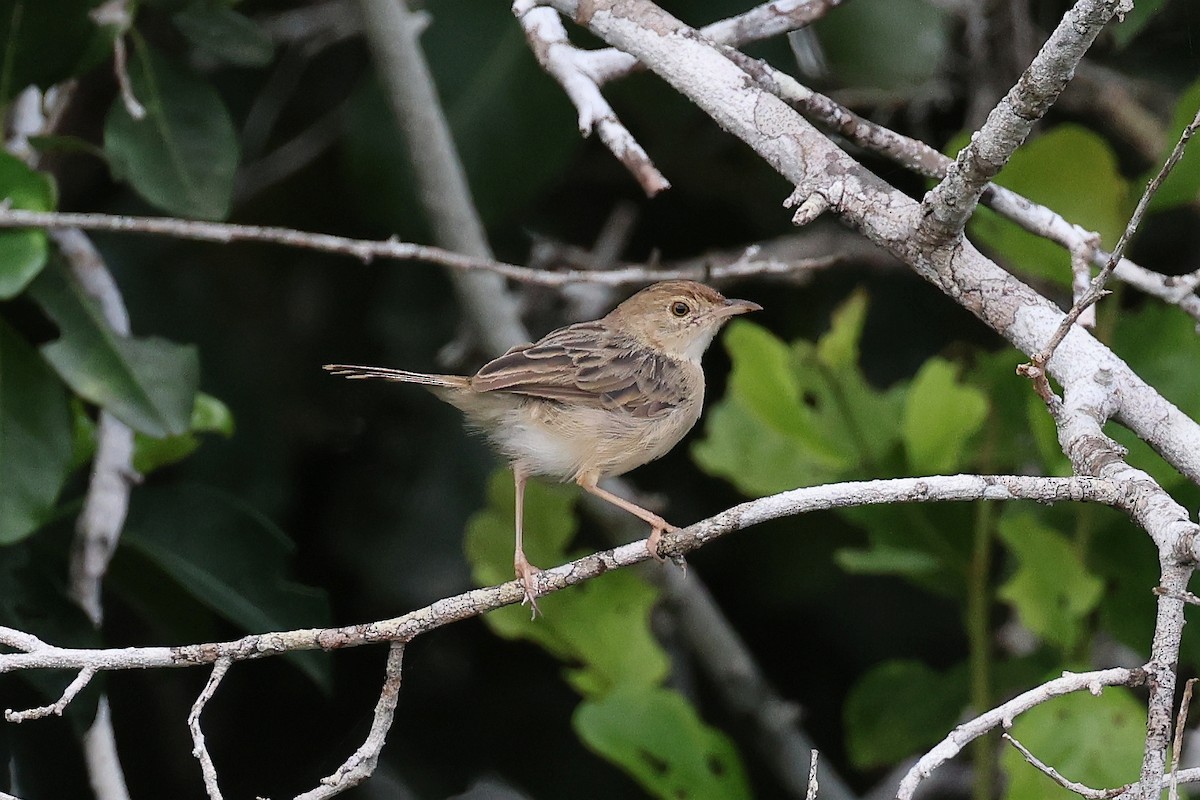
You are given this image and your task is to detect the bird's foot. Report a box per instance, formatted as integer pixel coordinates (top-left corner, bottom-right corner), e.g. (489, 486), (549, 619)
(515, 556), (542, 619)
(646, 522), (679, 563)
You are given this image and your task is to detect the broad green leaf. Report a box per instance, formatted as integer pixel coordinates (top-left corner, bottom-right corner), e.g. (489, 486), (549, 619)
(0, 318), (73, 544)
(29, 259), (199, 438)
(122, 483), (332, 689)
(997, 511), (1103, 651)
(845, 660), (967, 768)
(172, 5), (274, 67)
(1148, 79), (1200, 211)
(694, 295), (905, 496)
(955, 125), (1127, 284)
(575, 686), (750, 799)
(104, 44), (238, 220)
(132, 392), (234, 474)
(0, 151), (56, 298)
(465, 470), (669, 694)
(0, 0), (109, 103)
(1002, 687), (1143, 800)
(902, 358), (988, 473)
(814, 0), (950, 90)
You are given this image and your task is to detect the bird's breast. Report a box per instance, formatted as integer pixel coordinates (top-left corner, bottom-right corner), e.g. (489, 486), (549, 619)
(491, 362), (704, 482)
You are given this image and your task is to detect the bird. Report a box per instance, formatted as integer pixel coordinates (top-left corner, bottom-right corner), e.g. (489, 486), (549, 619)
(325, 280), (761, 613)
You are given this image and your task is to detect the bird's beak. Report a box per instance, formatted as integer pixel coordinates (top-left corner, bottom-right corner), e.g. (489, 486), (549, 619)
(713, 298), (763, 318)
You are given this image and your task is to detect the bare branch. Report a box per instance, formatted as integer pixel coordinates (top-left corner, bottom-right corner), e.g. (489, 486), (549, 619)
(1033, 104), (1200, 367)
(4, 668), (97, 723)
(188, 658), (232, 800)
(295, 643), (405, 799)
(514, 5), (669, 196)
(918, 0), (1129, 242)
(806, 750), (820, 800)
(90, 0), (145, 120)
(897, 667), (1148, 800)
(723, 48), (1200, 324)
(1169, 679), (1198, 800)
(0, 208), (864, 287)
(1002, 733), (1122, 799)
(0, 474), (1169, 679)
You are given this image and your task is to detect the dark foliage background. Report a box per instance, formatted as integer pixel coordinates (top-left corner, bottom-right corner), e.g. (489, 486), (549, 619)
(3, 0), (1200, 798)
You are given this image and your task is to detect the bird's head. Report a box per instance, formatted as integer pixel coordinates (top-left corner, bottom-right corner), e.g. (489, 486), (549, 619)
(606, 280), (762, 360)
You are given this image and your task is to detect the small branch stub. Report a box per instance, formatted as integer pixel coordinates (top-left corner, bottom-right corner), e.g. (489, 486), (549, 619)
(785, 188), (830, 226)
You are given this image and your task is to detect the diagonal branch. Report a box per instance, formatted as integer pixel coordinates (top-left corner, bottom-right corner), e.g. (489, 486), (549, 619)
(0, 474), (1177, 678)
(918, 0), (1130, 243)
(896, 667), (1149, 800)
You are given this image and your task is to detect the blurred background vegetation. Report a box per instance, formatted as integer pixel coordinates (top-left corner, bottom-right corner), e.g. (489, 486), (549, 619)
(2, 0), (1200, 798)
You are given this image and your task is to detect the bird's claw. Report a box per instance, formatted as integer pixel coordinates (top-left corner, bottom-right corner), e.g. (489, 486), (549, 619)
(646, 523), (679, 563)
(515, 558), (542, 619)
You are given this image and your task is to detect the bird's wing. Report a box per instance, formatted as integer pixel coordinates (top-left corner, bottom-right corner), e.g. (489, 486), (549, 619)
(470, 322), (684, 418)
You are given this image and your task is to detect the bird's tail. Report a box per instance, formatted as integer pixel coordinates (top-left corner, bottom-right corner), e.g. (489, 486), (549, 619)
(323, 364), (469, 389)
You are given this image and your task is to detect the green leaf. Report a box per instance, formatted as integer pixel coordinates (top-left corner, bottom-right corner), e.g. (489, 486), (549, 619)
(955, 125), (1127, 285)
(575, 686), (751, 799)
(1148, 79), (1200, 211)
(0, 0), (110, 103)
(694, 294), (904, 496)
(103, 43), (238, 220)
(0, 151), (56, 298)
(902, 358), (988, 473)
(132, 392), (234, 474)
(122, 483), (332, 690)
(29, 259), (199, 438)
(845, 660), (967, 768)
(172, 5), (274, 67)
(0, 317), (73, 544)
(465, 470), (669, 694)
(1002, 687), (1144, 800)
(996, 511), (1103, 652)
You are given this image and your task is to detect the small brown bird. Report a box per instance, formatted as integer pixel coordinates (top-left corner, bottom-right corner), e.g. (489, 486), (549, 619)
(325, 280), (761, 612)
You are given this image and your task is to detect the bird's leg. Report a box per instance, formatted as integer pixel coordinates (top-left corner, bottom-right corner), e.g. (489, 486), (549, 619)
(576, 476), (677, 562)
(513, 471), (541, 617)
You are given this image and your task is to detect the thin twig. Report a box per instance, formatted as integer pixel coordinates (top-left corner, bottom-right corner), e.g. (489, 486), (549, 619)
(1032, 104), (1200, 368)
(0, 207), (854, 287)
(1002, 733), (1123, 799)
(5, 668), (97, 723)
(187, 658), (232, 800)
(1169, 679), (1198, 800)
(898, 667), (1151, 800)
(295, 643), (405, 799)
(806, 750), (820, 800)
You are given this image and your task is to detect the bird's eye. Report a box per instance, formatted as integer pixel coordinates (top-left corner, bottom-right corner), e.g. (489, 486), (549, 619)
(670, 301), (691, 317)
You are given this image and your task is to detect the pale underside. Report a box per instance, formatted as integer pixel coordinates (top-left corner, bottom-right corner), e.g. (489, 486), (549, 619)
(437, 321), (706, 482)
